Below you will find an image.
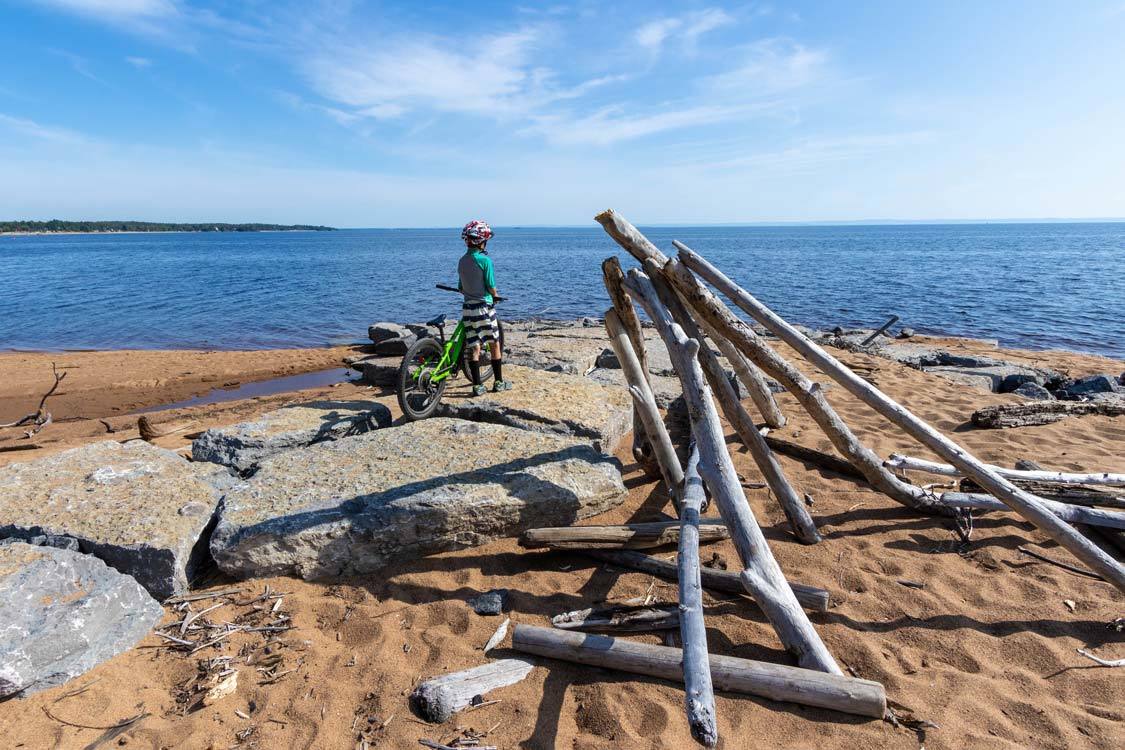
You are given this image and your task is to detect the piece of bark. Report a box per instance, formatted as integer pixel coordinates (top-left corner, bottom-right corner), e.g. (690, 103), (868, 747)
(409, 659), (535, 723)
(511, 625), (885, 719)
(584, 549), (829, 612)
(519, 521), (729, 550)
(886, 453), (1125, 487)
(675, 242), (1125, 593)
(551, 604), (679, 632)
(971, 401), (1125, 429)
(676, 444), (718, 746)
(622, 269), (839, 673)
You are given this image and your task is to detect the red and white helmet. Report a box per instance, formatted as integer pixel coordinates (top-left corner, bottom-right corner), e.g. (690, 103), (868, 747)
(461, 219), (493, 246)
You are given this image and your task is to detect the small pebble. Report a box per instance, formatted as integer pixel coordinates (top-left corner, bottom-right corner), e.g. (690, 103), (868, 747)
(469, 589), (509, 616)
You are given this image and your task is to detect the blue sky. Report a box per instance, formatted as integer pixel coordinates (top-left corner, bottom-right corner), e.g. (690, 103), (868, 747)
(1, 1), (1123, 227)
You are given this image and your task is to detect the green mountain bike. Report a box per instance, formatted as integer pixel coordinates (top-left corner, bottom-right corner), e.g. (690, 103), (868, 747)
(396, 284), (506, 421)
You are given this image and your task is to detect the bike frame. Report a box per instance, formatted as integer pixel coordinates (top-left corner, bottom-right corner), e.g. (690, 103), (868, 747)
(417, 319), (466, 385)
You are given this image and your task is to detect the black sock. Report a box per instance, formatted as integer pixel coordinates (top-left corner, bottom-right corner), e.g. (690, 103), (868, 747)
(491, 359), (503, 382)
(470, 360), (482, 386)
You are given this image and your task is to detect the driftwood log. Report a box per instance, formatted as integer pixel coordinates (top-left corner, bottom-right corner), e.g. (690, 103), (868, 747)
(603, 256), (660, 477)
(677, 444), (718, 745)
(972, 401), (1125, 429)
(936, 493), (1125, 530)
(551, 604), (679, 633)
(518, 521), (729, 550)
(511, 625), (886, 719)
(959, 478), (1125, 510)
(886, 453), (1125, 487)
(605, 307), (685, 504)
(585, 549), (830, 612)
(409, 659), (535, 723)
(623, 269), (839, 673)
(676, 242), (1125, 594)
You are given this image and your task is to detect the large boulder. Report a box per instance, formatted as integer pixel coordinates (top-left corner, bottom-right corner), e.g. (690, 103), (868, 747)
(348, 356), (401, 386)
(210, 418), (626, 580)
(0, 441), (223, 599)
(586, 369), (683, 409)
(368, 322), (414, 344)
(923, 364), (1052, 393)
(1058, 374), (1122, 399)
(1012, 382), (1054, 401)
(192, 400), (393, 473)
(504, 334), (604, 374)
(435, 365), (631, 453)
(0, 541), (162, 698)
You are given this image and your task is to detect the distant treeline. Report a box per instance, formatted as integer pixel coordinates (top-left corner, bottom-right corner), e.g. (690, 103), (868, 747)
(1, 220), (336, 233)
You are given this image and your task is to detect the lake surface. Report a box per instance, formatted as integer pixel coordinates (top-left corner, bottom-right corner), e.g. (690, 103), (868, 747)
(2, 224), (1123, 358)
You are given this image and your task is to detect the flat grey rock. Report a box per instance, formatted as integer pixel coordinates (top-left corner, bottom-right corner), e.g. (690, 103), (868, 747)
(436, 365), (632, 453)
(0, 441), (222, 599)
(922, 364), (1048, 393)
(368, 322), (413, 344)
(586, 369), (683, 409)
(210, 418), (627, 581)
(0, 542), (162, 698)
(192, 400), (393, 473)
(1059, 374), (1122, 399)
(348, 356), (401, 386)
(923, 367), (999, 391)
(1012, 382), (1054, 400)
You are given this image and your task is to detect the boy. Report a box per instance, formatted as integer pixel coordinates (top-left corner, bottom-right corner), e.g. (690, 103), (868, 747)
(457, 219), (511, 396)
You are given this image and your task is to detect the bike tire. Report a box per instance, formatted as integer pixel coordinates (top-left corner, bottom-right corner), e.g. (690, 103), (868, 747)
(461, 320), (506, 383)
(397, 337), (450, 421)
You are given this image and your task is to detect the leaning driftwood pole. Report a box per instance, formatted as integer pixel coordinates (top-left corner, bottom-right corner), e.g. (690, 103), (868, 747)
(410, 659), (535, 723)
(676, 242), (1125, 593)
(677, 444), (718, 745)
(605, 307), (684, 503)
(512, 626), (885, 719)
(644, 263), (820, 544)
(657, 254), (944, 515)
(936, 493), (1125, 530)
(519, 521), (729, 550)
(623, 269), (840, 673)
(886, 454), (1125, 487)
(693, 310), (786, 429)
(603, 257), (660, 477)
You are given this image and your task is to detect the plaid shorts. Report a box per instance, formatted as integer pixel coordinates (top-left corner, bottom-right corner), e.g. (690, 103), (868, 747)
(462, 300), (499, 348)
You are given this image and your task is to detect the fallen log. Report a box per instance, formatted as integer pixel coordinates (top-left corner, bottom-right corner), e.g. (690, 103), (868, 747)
(518, 521), (729, 550)
(551, 604), (679, 633)
(677, 443), (718, 745)
(972, 401), (1125, 429)
(606, 307), (685, 505)
(676, 242), (1125, 593)
(886, 453), (1125, 487)
(409, 659), (535, 723)
(936, 493), (1125, 530)
(585, 549), (829, 611)
(622, 269), (839, 672)
(511, 625), (886, 719)
(693, 309), (786, 429)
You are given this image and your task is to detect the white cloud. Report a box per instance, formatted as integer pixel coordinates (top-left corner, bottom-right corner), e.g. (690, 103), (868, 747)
(706, 39), (828, 95)
(635, 8), (733, 54)
(0, 113), (89, 144)
(681, 131), (938, 172)
(33, 0), (176, 19)
(524, 104), (748, 146)
(125, 55), (152, 68)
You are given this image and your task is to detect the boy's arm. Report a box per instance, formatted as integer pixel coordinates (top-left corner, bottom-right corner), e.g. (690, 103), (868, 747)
(482, 255), (498, 297)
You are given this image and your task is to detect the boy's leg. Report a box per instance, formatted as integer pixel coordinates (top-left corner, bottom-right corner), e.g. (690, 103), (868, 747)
(489, 340), (502, 383)
(468, 343), (482, 386)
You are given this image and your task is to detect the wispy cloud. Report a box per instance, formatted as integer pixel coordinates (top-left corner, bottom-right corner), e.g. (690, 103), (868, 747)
(680, 131), (938, 173)
(0, 112), (89, 144)
(524, 103), (753, 146)
(706, 38), (828, 94)
(635, 8), (733, 54)
(48, 47), (106, 84)
(125, 55), (153, 68)
(33, 0), (177, 19)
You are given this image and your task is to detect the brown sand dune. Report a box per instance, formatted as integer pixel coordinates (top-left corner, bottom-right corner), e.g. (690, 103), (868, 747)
(0, 340), (1122, 749)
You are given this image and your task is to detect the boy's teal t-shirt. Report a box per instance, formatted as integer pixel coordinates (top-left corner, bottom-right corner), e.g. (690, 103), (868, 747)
(458, 249), (495, 304)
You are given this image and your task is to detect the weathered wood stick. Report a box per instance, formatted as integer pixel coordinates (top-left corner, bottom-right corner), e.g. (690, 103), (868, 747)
(972, 401), (1125, 429)
(677, 444), (718, 745)
(656, 246), (942, 514)
(644, 264), (819, 545)
(511, 625), (885, 719)
(676, 242), (1125, 593)
(606, 307), (685, 503)
(551, 604), (680, 632)
(519, 521), (729, 550)
(886, 453), (1125, 487)
(603, 256), (660, 477)
(409, 659), (535, 723)
(623, 269), (839, 673)
(937, 493), (1125, 530)
(763, 436), (867, 482)
(693, 311), (786, 429)
(585, 549), (829, 612)
(960, 477), (1125, 510)
(860, 315), (900, 347)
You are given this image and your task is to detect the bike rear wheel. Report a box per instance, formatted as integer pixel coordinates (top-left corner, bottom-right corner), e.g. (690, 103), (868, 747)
(460, 320), (506, 383)
(397, 338), (450, 421)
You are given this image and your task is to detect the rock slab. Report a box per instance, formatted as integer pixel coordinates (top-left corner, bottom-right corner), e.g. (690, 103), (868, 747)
(210, 418), (627, 580)
(192, 400), (393, 473)
(0, 441), (223, 599)
(436, 365), (632, 454)
(0, 541), (162, 698)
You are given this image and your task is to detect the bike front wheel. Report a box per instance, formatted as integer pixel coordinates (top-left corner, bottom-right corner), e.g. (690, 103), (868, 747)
(397, 338), (451, 421)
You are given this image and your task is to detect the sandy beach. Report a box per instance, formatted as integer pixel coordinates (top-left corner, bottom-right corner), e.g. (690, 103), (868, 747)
(0, 334), (1121, 749)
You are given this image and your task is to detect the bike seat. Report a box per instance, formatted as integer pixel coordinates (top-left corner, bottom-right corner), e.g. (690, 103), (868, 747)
(426, 313), (447, 328)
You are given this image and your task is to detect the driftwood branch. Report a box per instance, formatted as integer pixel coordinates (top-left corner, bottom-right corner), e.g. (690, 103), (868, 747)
(886, 453), (1125, 487)
(585, 549), (830, 612)
(1076, 648), (1125, 667)
(551, 604), (679, 633)
(936, 493), (1125, 530)
(409, 659), (535, 723)
(623, 268), (839, 673)
(511, 625), (885, 719)
(972, 401), (1125, 429)
(518, 521), (729, 550)
(1, 363), (66, 438)
(693, 311), (786, 429)
(675, 241), (1125, 594)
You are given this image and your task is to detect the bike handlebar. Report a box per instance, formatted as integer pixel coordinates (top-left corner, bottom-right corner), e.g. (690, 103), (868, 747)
(436, 284), (505, 303)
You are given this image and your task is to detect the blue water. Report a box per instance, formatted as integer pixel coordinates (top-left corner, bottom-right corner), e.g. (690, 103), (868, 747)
(1, 224), (1123, 358)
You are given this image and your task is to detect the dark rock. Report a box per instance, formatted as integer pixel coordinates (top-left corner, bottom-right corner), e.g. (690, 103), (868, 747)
(1012, 382), (1054, 401)
(1058, 374), (1122, 399)
(469, 588), (508, 616)
(999, 372), (1044, 393)
(374, 335), (415, 356)
(0, 542), (162, 698)
(349, 356), (400, 386)
(368, 322), (413, 344)
(897, 328), (915, 339)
